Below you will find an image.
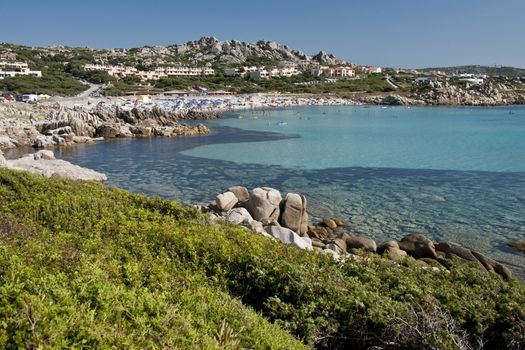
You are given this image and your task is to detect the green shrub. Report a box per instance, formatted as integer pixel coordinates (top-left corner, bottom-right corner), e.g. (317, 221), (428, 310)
(0, 169), (523, 349)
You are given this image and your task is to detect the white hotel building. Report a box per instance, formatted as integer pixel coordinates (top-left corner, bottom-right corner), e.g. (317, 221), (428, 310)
(0, 60), (42, 79)
(82, 64), (214, 81)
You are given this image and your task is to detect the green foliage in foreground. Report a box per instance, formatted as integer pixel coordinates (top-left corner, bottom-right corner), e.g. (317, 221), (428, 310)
(0, 169), (524, 349)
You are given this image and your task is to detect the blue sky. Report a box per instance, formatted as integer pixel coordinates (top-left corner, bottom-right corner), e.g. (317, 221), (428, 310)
(1, 0), (524, 68)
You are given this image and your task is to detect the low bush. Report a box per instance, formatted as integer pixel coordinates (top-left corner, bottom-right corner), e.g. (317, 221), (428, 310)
(0, 169), (523, 349)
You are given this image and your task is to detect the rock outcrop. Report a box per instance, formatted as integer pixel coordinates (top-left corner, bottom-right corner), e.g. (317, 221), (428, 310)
(0, 102), (211, 150)
(398, 233), (438, 259)
(5, 150), (107, 181)
(204, 186), (515, 279)
(362, 81), (525, 106)
(312, 51), (344, 65)
(280, 193), (308, 235)
(508, 241), (525, 253)
(0, 136), (18, 149)
(245, 187), (282, 222)
(265, 226), (312, 251)
(216, 191), (238, 212)
(166, 36), (346, 66)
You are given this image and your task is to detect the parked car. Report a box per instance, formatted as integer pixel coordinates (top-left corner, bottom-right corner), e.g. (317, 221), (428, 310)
(15, 94), (38, 103)
(1, 93), (15, 101)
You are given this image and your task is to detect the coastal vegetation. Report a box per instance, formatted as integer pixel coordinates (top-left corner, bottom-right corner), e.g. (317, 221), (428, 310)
(0, 168), (524, 349)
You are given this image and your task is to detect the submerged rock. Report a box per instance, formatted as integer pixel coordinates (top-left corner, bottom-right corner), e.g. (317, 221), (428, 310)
(507, 241), (525, 253)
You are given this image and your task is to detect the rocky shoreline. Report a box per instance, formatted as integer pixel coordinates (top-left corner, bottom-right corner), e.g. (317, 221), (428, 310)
(360, 81), (525, 106)
(0, 101), (213, 150)
(2, 145), (519, 280)
(3, 88), (523, 151)
(202, 186), (515, 280)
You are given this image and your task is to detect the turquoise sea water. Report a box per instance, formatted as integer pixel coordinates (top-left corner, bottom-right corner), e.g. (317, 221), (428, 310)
(185, 105), (525, 172)
(52, 105), (525, 277)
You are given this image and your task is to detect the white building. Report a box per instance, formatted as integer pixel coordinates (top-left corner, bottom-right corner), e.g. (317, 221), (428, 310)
(296, 60), (320, 70)
(278, 67), (300, 77)
(415, 76), (439, 84)
(459, 77), (484, 85)
(224, 66), (258, 77)
(277, 61), (297, 69)
(455, 73), (486, 85)
(249, 66), (300, 80)
(250, 69), (269, 80)
(81, 64), (215, 80)
(311, 66), (355, 78)
(0, 60), (42, 79)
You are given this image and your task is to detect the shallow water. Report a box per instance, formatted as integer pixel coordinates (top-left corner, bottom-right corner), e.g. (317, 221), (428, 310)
(51, 105), (525, 278)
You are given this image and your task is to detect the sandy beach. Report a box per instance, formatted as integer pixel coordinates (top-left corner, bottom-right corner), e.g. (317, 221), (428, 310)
(44, 91), (360, 113)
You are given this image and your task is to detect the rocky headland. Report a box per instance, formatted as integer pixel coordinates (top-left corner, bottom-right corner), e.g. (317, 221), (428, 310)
(361, 81), (525, 106)
(0, 101), (212, 150)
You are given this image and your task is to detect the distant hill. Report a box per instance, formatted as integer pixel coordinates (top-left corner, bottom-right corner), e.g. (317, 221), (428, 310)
(419, 65), (525, 77)
(0, 37), (351, 95)
(0, 36), (347, 69)
(164, 36), (348, 66)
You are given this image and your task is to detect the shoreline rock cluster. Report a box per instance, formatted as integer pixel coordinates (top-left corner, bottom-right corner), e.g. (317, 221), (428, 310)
(0, 102), (213, 150)
(0, 149), (107, 181)
(362, 81), (525, 106)
(203, 186), (514, 279)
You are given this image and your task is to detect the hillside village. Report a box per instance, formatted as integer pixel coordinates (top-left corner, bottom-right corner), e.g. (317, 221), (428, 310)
(0, 37), (524, 103)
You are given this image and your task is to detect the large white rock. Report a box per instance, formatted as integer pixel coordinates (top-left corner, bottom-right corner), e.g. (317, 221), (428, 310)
(6, 153), (107, 181)
(247, 220), (264, 234)
(33, 135), (55, 148)
(216, 191), (238, 212)
(33, 150), (55, 160)
(45, 126), (73, 136)
(228, 186), (249, 203)
(0, 136), (18, 149)
(265, 226), (312, 251)
(280, 193), (308, 235)
(225, 207), (253, 225)
(246, 187), (282, 222)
